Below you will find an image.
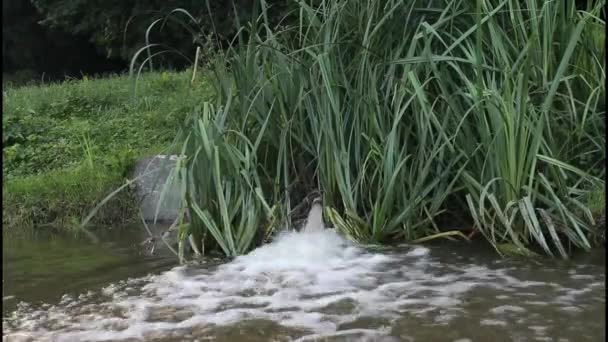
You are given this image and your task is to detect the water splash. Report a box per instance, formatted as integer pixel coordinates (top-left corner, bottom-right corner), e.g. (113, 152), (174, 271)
(302, 198), (324, 233)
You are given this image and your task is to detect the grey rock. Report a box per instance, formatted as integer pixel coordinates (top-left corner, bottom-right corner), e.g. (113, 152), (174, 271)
(132, 155), (182, 222)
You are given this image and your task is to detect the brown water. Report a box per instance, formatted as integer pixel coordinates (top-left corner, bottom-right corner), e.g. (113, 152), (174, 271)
(2, 227), (177, 314)
(2, 226), (605, 342)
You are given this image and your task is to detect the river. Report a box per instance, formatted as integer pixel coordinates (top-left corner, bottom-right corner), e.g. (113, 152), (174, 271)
(2, 225), (605, 341)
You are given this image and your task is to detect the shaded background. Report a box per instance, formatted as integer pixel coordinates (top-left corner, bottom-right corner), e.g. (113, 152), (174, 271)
(2, 0), (603, 85)
(2, 0), (289, 85)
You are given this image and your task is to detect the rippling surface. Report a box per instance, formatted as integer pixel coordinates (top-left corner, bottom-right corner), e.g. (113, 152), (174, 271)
(3, 225), (605, 342)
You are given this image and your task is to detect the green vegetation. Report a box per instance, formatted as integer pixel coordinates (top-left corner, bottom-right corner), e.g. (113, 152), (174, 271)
(131, 0), (605, 259)
(3, 71), (214, 229)
(7, 0), (604, 259)
(3, 164), (135, 230)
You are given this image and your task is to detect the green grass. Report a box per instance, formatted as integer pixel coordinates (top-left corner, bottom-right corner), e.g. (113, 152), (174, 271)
(2, 70), (214, 229)
(3, 71), (213, 179)
(3, 164), (137, 230)
(137, 0), (605, 260)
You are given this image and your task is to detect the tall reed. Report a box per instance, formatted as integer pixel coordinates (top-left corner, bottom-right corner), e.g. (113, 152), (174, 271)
(126, 0), (605, 259)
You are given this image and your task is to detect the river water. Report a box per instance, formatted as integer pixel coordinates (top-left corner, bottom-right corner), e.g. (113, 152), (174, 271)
(3, 224), (605, 342)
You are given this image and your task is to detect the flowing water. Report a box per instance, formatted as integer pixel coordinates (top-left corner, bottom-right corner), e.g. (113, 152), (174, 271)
(3, 218), (605, 341)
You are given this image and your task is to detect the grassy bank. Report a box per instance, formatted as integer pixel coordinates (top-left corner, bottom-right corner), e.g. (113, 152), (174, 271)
(138, 0), (605, 259)
(3, 71), (214, 229)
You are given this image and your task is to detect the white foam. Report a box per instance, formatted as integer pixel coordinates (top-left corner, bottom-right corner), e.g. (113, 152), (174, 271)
(480, 318), (507, 326)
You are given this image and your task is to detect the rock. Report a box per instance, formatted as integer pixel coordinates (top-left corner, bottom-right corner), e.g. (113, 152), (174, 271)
(132, 155), (182, 222)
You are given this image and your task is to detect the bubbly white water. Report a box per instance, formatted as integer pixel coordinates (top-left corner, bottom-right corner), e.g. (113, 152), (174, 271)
(3, 214), (605, 341)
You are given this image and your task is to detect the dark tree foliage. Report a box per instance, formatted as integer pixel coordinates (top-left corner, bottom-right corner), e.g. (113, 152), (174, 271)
(30, 0), (289, 69)
(3, 1), (127, 81)
(4, 0), (289, 80)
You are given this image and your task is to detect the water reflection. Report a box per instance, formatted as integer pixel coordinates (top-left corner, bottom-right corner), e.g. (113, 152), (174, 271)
(3, 226), (176, 314)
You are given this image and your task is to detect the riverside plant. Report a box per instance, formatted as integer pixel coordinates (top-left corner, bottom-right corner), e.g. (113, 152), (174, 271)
(122, 0), (605, 260)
